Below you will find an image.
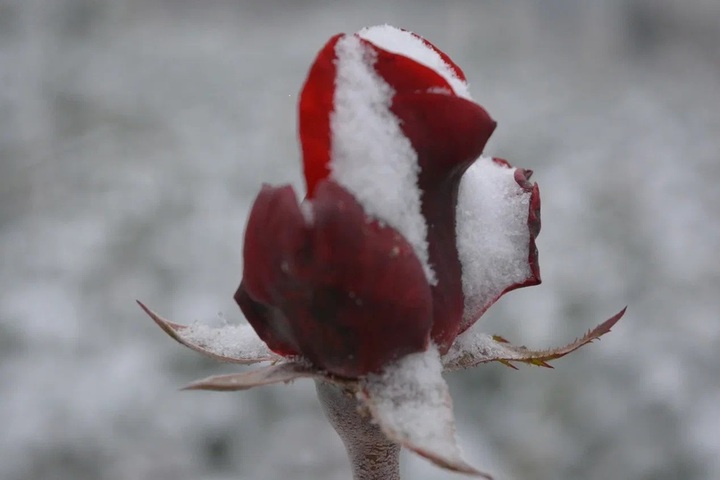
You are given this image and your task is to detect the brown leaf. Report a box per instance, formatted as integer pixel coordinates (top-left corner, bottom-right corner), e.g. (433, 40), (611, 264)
(444, 307), (626, 371)
(182, 362), (320, 392)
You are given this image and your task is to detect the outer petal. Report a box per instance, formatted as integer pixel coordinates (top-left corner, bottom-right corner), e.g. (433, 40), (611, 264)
(358, 346), (492, 478)
(456, 157), (541, 333)
(239, 184), (310, 356)
(238, 180), (434, 378)
(299, 34), (342, 196)
(392, 92), (495, 179)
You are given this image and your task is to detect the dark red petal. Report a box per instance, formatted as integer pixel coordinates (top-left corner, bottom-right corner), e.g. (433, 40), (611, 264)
(298, 33), (343, 197)
(290, 181), (433, 377)
(237, 180), (434, 378)
(238, 184), (310, 356)
(235, 282), (299, 357)
(420, 174), (466, 353)
(392, 93), (496, 178)
(241, 184), (309, 303)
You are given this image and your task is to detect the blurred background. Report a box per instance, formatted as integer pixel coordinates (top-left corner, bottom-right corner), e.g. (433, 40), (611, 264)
(1, 0), (719, 479)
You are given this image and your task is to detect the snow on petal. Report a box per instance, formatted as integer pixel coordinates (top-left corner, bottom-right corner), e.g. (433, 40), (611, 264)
(331, 33), (435, 285)
(357, 25), (471, 99)
(138, 301), (278, 364)
(456, 156), (540, 331)
(359, 345), (492, 478)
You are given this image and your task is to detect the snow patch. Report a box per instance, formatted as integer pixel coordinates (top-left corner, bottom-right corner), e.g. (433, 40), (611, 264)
(181, 322), (273, 361)
(363, 345), (465, 462)
(456, 156), (533, 325)
(331, 34), (435, 284)
(443, 329), (524, 370)
(358, 25), (471, 99)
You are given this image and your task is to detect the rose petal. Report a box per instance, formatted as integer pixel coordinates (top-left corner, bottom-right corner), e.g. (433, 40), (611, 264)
(182, 362), (319, 392)
(443, 308), (626, 371)
(299, 34), (342, 196)
(238, 184), (311, 357)
(137, 301), (277, 364)
(392, 92), (496, 180)
(239, 180), (434, 378)
(456, 157), (541, 333)
(358, 346), (493, 478)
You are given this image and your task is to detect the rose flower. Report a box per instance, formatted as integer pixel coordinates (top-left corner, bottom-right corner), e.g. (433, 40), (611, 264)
(140, 25), (624, 479)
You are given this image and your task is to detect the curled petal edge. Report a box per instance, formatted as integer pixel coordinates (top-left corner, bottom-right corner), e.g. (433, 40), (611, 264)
(444, 307), (626, 371)
(137, 300), (279, 365)
(456, 157), (542, 335)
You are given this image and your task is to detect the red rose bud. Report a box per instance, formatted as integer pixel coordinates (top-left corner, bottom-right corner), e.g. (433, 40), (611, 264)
(240, 25), (541, 374)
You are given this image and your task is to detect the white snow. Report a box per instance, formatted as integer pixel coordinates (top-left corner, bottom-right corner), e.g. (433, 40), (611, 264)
(181, 322), (274, 361)
(362, 345), (465, 462)
(442, 328), (524, 371)
(358, 25), (471, 99)
(456, 156), (533, 326)
(330, 33), (436, 284)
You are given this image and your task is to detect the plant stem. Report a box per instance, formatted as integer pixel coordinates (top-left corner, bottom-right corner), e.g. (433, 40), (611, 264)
(316, 380), (401, 480)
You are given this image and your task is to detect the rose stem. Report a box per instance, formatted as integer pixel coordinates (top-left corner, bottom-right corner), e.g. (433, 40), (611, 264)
(316, 380), (401, 480)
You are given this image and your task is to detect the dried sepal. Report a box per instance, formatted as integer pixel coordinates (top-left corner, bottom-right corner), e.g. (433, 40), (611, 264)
(443, 307), (626, 371)
(137, 300), (278, 364)
(357, 347), (493, 479)
(182, 362), (320, 392)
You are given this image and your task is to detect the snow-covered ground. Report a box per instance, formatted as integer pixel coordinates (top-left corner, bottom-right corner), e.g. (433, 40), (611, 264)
(1, 1), (719, 479)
